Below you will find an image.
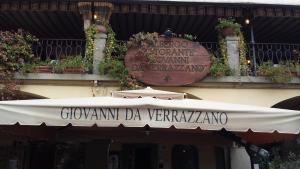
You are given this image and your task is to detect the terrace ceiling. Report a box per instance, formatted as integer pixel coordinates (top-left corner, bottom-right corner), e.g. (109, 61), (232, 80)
(0, 1), (299, 43)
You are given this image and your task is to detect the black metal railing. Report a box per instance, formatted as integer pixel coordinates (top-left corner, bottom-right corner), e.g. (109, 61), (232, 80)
(199, 42), (221, 57)
(32, 39), (300, 77)
(247, 43), (300, 75)
(247, 43), (300, 64)
(32, 39), (86, 60)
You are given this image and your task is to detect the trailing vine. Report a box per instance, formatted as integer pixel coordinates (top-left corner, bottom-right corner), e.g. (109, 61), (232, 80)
(99, 25), (142, 90)
(215, 18), (248, 76)
(218, 37), (228, 65)
(104, 25), (116, 60)
(209, 53), (231, 77)
(239, 34), (248, 74)
(85, 24), (96, 72)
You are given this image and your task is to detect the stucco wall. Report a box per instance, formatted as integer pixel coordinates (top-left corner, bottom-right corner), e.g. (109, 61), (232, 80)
(20, 85), (300, 107)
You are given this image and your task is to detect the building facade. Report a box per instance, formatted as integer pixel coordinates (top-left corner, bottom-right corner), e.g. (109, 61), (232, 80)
(0, 0), (300, 169)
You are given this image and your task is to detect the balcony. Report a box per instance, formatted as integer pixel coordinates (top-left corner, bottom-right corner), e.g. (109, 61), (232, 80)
(0, 0), (297, 88)
(11, 38), (300, 88)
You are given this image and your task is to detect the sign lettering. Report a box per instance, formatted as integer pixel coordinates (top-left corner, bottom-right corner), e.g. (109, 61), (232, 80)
(125, 37), (211, 86)
(60, 107), (228, 125)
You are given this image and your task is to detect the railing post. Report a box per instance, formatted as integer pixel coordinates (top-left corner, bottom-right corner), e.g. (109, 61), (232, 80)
(250, 25), (257, 76)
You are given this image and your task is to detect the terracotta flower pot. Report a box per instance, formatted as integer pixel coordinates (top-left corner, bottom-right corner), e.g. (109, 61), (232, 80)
(96, 25), (107, 33)
(33, 66), (52, 73)
(63, 67), (85, 74)
(221, 27), (237, 37)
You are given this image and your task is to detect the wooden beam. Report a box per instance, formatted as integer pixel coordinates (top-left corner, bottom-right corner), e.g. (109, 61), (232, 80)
(0, 1), (78, 12)
(254, 7), (300, 18)
(113, 3), (243, 17)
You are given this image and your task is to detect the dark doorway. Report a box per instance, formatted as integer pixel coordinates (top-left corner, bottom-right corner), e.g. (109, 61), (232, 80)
(29, 142), (55, 169)
(122, 144), (157, 169)
(215, 147), (230, 169)
(215, 147), (226, 169)
(135, 147), (152, 169)
(172, 145), (199, 169)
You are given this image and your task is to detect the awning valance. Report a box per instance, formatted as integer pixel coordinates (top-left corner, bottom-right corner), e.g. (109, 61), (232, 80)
(0, 96), (300, 134)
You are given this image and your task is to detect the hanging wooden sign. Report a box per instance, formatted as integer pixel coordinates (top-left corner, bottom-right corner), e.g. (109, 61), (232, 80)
(125, 37), (211, 86)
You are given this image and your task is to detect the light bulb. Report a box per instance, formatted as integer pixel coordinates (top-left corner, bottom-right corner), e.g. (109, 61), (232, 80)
(245, 19), (250, 25)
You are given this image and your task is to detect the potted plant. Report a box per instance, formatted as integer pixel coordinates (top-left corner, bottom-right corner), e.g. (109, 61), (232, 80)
(33, 60), (52, 73)
(62, 55), (86, 74)
(258, 61), (292, 83)
(257, 61), (273, 76)
(215, 18), (242, 37)
(49, 60), (63, 74)
(289, 61), (300, 77)
(209, 55), (232, 77)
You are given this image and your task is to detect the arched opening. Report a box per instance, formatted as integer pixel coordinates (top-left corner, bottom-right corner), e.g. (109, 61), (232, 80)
(272, 96), (300, 110)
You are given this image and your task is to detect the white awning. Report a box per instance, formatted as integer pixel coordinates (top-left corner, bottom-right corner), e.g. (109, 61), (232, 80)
(0, 95), (300, 134)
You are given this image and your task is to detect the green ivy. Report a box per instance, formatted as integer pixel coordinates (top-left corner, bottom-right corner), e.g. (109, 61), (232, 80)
(99, 59), (128, 81)
(209, 54), (232, 77)
(99, 25), (142, 89)
(85, 24), (96, 72)
(104, 25), (116, 60)
(215, 18), (242, 34)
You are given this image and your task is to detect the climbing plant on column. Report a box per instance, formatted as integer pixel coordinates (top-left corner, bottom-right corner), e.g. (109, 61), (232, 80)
(214, 18), (248, 76)
(99, 25), (143, 90)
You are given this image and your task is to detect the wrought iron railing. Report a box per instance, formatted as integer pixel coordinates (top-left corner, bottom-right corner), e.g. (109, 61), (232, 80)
(32, 39), (86, 60)
(247, 43), (300, 75)
(199, 42), (221, 58)
(32, 39), (300, 77)
(247, 43), (300, 64)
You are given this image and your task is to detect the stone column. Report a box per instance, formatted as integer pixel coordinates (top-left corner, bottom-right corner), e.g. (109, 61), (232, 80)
(226, 36), (240, 76)
(78, 2), (113, 75)
(93, 32), (107, 74)
(92, 2), (113, 74)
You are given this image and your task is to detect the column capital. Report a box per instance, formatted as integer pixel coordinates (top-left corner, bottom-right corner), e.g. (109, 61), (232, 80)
(78, 2), (114, 23)
(93, 2), (114, 24)
(78, 2), (92, 23)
